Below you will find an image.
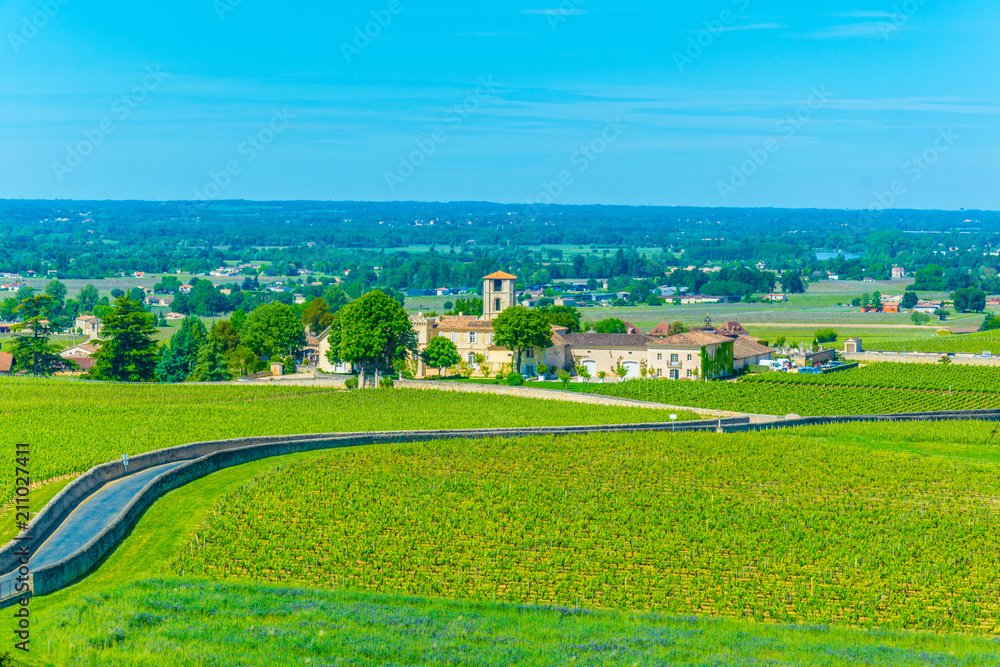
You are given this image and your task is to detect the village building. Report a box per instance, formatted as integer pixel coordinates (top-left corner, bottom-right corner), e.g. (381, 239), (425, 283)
(389, 272), (773, 381)
(74, 315), (102, 338)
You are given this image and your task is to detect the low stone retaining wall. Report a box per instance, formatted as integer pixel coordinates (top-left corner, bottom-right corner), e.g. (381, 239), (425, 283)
(844, 352), (1000, 366)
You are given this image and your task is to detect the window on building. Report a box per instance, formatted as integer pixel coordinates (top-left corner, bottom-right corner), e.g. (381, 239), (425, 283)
(494, 279), (503, 291)
(526, 347), (535, 358)
(495, 298), (501, 312)
(487, 333), (493, 345)
(450, 332), (455, 342)
(657, 353), (662, 361)
(687, 369), (693, 377)
(670, 354), (679, 364)
(656, 368), (662, 377)
(670, 370), (679, 380)
(468, 353), (476, 364)
(687, 354), (693, 361)
(469, 332), (477, 344)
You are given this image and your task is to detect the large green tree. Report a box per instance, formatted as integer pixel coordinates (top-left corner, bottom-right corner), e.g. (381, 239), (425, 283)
(325, 290), (416, 386)
(322, 285), (350, 312)
(953, 288), (986, 314)
(492, 305), (553, 373)
(156, 316), (208, 383)
(10, 296), (76, 376)
(302, 298), (335, 334)
(421, 336), (460, 377)
(243, 302), (307, 360)
(189, 331), (233, 382)
(77, 284), (100, 314)
(537, 305), (582, 333)
(588, 318), (627, 334)
(212, 319), (241, 354)
(88, 298), (160, 382)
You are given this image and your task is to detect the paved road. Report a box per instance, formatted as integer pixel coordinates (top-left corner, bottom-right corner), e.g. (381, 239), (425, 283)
(0, 460), (191, 597)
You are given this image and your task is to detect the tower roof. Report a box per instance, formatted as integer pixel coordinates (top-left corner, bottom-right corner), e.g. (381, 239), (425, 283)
(483, 271), (517, 280)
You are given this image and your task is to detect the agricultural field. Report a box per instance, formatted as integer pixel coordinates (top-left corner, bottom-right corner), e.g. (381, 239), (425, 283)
(161, 424), (1000, 635)
(871, 329), (1000, 355)
(0, 379), (679, 505)
(583, 376), (1000, 416)
(743, 362), (1000, 393)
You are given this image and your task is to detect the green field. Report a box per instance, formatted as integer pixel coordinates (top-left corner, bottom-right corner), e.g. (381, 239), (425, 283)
(870, 329), (1000, 355)
(743, 362), (1000, 393)
(18, 422), (1000, 665)
(0, 380), (674, 505)
(584, 377), (1000, 416)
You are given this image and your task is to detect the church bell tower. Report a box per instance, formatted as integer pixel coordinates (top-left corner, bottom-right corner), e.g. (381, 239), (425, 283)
(482, 271), (517, 321)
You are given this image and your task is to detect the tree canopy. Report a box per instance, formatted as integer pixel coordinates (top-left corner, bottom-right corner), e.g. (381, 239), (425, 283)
(242, 302), (307, 360)
(492, 305), (553, 373)
(324, 290), (417, 383)
(156, 316), (208, 383)
(421, 336), (460, 376)
(88, 297), (159, 382)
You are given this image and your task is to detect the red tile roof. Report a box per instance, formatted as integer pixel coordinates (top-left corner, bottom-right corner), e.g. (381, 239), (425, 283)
(0, 352), (12, 373)
(483, 271), (517, 280)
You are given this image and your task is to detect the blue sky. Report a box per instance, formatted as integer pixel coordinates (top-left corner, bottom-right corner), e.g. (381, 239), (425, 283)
(0, 0), (997, 209)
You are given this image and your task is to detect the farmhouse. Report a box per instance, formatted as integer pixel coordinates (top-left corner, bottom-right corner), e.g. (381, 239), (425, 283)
(60, 342), (100, 359)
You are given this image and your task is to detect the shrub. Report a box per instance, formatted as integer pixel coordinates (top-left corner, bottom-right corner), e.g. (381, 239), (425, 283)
(379, 376), (395, 389)
(815, 329), (838, 344)
(507, 372), (525, 387)
(496, 373), (506, 380)
(344, 376), (359, 390)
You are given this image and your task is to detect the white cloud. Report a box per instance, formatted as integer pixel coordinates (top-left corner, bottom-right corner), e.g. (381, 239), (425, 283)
(808, 22), (894, 39)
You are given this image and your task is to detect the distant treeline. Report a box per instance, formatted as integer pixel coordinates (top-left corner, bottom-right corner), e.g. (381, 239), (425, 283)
(2, 200), (1000, 293)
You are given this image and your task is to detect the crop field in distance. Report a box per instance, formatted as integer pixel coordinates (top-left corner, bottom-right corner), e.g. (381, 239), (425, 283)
(167, 424), (1000, 634)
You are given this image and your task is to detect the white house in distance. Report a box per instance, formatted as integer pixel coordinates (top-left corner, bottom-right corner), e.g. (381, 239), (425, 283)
(319, 272), (772, 380)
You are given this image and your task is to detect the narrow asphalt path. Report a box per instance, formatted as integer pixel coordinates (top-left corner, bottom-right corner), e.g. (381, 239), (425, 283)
(0, 461), (191, 596)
